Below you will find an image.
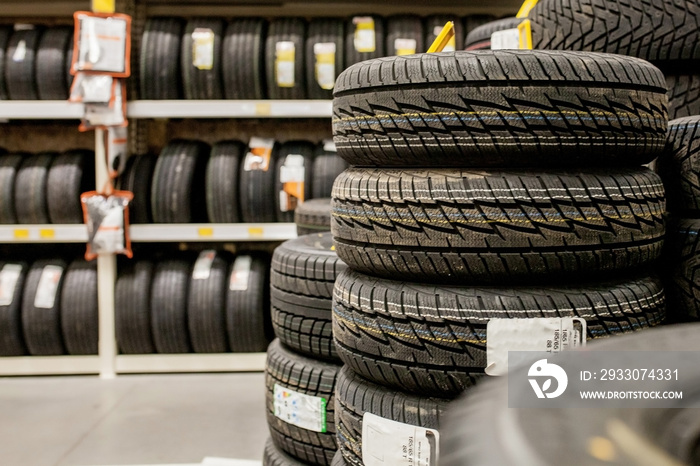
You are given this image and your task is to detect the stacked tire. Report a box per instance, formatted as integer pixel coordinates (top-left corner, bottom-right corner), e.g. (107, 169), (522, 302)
(330, 50), (668, 465)
(263, 232), (346, 465)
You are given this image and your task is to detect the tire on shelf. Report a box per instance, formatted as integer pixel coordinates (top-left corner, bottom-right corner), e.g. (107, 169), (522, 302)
(60, 258), (98, 355)
(311, 143), (347, 200)
(47, 150), (94, 224)
(665, 74), (700, 121)
(239, 142), (279, 223)
(266, 339), (340, 465)
(21, 259), (67, 356)
(222, 18), (267, 100)
(275, 141), (315, 223)
(116, 260), (156, 354)
(657, 116), (700, 214)
(140, 17), (184, 100)
(0, 153), (24, 224)
(265, 18), (307, 100)
(181, 18), (225, 100)
(344, 15), (385, 68)
(226, 253), (271, 352)
(665, 218), (700, 321)
(425, 15), (464, 52)
(150, 259), (192, 353)
(440, 324), (700, 466)
(151, 140), (210, 223)
(271, 232), (345, 361)
(263, 437), (310, 466)
(305, 18), (344, 100)
(464, 14), (497, 36)
(36, 27), (73, 100)
(385, 15), (424, 56)
(331, 167), (666, 284)
(528, 0), (700, 61)
(0, 262), (28, 356)
(117, 154), (158, 224)
(14, 153), (54, 225)
(333, 268), (665, 396)
(465, 17), (523, 50)
(332, 50), (668, 168)
(5, 28), (42, 100)
(335, 366), (448, 465)
(0, 26), (11, 100)
(294, 198), (332, 236)
(205, 141), (244, 223)
(187, 250), (230, 353)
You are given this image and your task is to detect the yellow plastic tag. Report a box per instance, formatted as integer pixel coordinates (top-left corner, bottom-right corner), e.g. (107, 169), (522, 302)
(518, 20), (533, 49)
(275, 41), (295, 88)
(353, 17), (376, 53)
(13, 229), (29, 239)
(91, 0), (115, 14)
(314, 42), (336, 90)
(248, 227), (264, 237)
(517, 0), (540, 18)
(427, 22), (455, 53)
(198, 227), (214, 237)
(39, 229), (55, 239)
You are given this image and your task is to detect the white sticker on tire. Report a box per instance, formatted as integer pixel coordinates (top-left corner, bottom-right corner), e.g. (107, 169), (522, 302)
(192, 28), (215, 70)
(193, 250), (216, 280)
(34, 265), (63, 309)
(275, 41), (296, 87)
(314, 42), (336, 90)
(0, 264), (22, 306)
(394, 38), (417, 56)
(273, 383), (327, 433)
(362, 413), (439, 466)
(490, 28), (521, 50)
(229, 256), (252, 291)
(353, 17), (376, 53)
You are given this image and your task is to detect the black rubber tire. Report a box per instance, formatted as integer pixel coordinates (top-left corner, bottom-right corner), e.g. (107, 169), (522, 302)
(187, 251), (229, 353)
(181, 18), (224, 100)
(239, 142), (279, 223)
(334, 268), (665, 396)
(5, 28), (41, 100)
(305, 18), (344, 100)
(140, 17), (184, 100)
(150, 259), (192, 354)
(266, 18), (307, 100)
(205, 141), (243, 223)
(441, 323), (700, 466)
(275, 141), (315, 223)
(0, 26), (11, 100)
(117, 154), (158, 224)
(14, 153), (53, 225)
(271, 232), (345, 361)
(263, 437), (309, 466)
(344, 15), (385, 68)
(151, 140), (210, 223)
(21, 259), (67, 356)
(60, 259), (98, 355)
(0, 262), (28, 356)
(222, 18), (267, 100)
(266, 339), (340, 465)
(47, 150), (94, 224)
(657, 116), (700, 214)
(311, 143), (347, 200)
(465, 17), (523, 50)
(36, 27), (72, 100)
(335, 366), (449, 466)
(666, 218), (700, 321)
(116, 260), (156, 354)
(331, 167), (666, 285)
(332, 50), (668, 168)
(0, 153), (24, 224)
(386, 15), (424, 56)
(464, 14), (497, 37)
(226, 254), (271, 352)
(666, 74), (700, 121)
(528, 0), (700, 62)
(64, 30), (74, 95)
(295, 198), (332, 236)
(425, 15), (464, 52)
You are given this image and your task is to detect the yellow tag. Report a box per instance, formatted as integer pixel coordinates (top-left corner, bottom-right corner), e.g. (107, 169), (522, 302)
(395, 38), (417, 56)
(91, 0), (115, 13)
(314, 42), (336, 90)
(39, 229), (55, 239)
(248, 227), (264, 237)
(517, 0), (540, 18)
(198, 227), (214, 237)
(353, 17), (376, 53)
(255, 103), (271, 116)
(275, 41), (296, 88)
(518, 20), (533, 49)
(427, 22), (455, 53)
(14, 229), (29, 239)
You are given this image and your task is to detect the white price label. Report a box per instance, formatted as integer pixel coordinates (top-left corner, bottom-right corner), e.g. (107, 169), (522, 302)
(192, 28), (215, 70)
(491, 28), (521, 50)
(34, 265), (63, 309)
(12, 39), (26, 62)
(485, 317), (586, 376)
(276, 41), (296, 87)
(193, 250), (216, 280)
(229, 256), (252, 291)
(314, 42), (336, 90)
(353, 17), (376, 53)
(274, 384), (327, 433)
(362, 413), (439, 466)
(0, 264), (22, 306)
(322, 140), (337, 153)
(76, 14), (128, 73)
(279, 154), (305, 183)
(394, 38), (417, 56)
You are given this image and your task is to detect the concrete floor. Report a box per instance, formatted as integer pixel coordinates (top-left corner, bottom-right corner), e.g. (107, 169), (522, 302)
(0, 373), (268, 466)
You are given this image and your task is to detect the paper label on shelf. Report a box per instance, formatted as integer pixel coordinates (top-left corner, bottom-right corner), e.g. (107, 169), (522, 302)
(322, 140), (337, 153)
(353, 17), (376, 53)
(229, 255), (252, 291)
(491, 28), (521, 50)
(485, 317), (586, 376)
(362, 413), (439, 466)
(274, 384), (327, 433)
(34, 265), (63, 309)
(12, 40), (26, 62)
(244, 137), (275, 172)
(314, 42), (336, 90)
(192, 28), (215, 70)
(193, 250), (217, 280)
(433, 26), (456, 52)
(0, 264), (22, 306)
(394, 38), (417, 56)
(275, 41), (296, 88)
